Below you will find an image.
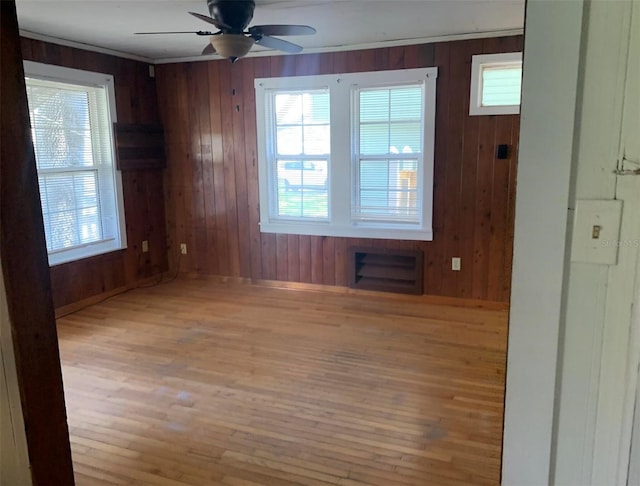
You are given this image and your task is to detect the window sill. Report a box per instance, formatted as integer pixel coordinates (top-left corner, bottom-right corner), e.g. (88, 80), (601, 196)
(259, 221), (433, 242)
(48, 239), (127, 267)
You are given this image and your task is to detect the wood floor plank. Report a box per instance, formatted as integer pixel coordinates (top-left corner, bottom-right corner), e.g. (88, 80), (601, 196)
(57, 277), (508, 485)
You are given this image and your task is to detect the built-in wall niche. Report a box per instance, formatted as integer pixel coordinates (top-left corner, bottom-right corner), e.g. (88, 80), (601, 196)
(349, 247), (424, 295)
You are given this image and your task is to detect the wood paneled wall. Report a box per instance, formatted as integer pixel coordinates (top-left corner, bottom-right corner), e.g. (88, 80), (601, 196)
(20, 38), (168, 309)
(156, 36), (522, 302)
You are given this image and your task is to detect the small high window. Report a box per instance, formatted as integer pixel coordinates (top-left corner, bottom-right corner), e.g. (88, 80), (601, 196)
(469, 52), (523, 116)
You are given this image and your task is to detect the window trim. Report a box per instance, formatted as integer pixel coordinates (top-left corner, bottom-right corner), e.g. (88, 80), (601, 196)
(23, 60), (127, 266)
(255, 67), (437, 241)
(469, 52), (523, 116)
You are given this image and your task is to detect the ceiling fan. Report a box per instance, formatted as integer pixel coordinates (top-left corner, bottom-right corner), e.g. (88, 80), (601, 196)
(135, 0), (316, 62)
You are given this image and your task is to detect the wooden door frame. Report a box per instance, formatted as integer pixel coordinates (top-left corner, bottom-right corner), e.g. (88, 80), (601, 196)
(0, 1), (74, 484)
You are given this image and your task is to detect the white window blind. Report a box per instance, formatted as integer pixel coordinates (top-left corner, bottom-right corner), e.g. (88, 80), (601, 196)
(354, 85), (423, 224)
(270, 90), (330, 220)
(24, 62), (125, 265)
(481, 64), (522, 107)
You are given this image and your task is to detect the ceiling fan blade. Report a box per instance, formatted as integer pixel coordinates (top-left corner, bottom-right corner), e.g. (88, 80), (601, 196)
(189, 12), (231, 31)
(135, 30), (215, 36)
(202, 43), (216, 56)
(249, 25), (316, 37)
(253, 34), (303, 53)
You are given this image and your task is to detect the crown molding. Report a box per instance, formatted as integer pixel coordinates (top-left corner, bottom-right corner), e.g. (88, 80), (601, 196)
(155, 28), (524, 64)
(19, 30), (154, 64)
(19, 28), (524, 66)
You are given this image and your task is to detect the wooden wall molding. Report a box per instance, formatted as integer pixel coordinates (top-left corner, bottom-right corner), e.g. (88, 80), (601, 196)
(54, 274), (171, 319)
(156, 36), (522, 303)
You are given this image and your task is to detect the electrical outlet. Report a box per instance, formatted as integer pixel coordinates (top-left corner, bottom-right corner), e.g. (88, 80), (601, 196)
(180, 243), (188, 255)
(141, 240), (149, 253)
(452, 257), (461, 271)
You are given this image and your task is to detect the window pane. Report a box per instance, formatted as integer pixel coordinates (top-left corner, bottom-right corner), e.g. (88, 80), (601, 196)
(390, 123), (422, 153)
(275, 94), (302, 124)
(28, 86), (94, 169)
(359, 85), (424, 156)
(303, 125), (330, 155)
(355, 159), (419, 222)
(48, 210), (78, 250)
(277, 126), (303, 155)
(38, 171), (103, 251)
(360, 124), (390, 155)
(360, 90), (389, 122)
(276, 160), (328, 219)
(481, 65), (522, 106)
(390, 87), (422, 121)
(302, 92), (329, 124)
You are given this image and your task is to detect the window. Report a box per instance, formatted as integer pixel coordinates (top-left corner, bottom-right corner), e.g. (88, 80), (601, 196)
(24, 61), (126, 266)
(469, 52), (523, 116)
(255, 67), (437, 241)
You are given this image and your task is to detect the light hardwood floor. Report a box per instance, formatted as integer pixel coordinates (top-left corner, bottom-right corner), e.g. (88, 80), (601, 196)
(57, 278), (508, 486)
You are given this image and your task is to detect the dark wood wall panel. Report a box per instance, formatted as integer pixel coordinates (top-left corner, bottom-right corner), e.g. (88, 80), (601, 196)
(20, 38), (168, 309)
(2, 4), (74, 482)
(156, 36), (522, 302)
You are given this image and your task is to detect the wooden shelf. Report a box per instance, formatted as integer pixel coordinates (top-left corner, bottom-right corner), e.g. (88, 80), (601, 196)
(114, 123), (166, 171)
(349, 247), (424, 295)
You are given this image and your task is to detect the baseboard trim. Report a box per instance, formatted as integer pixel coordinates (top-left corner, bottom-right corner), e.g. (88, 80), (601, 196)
(54, 274), (166, 319)
(182, 273), (509, 311)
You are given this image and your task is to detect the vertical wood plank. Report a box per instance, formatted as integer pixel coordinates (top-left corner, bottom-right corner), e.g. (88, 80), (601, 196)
(197, 61), (219, 275)
(310, 236), (324, 284)
(322, 236), (336, 286)
(472, 114), (497, 300)
(230, 62), (253, 278)
(287, 234), (300, 282)
(242, 58), (262, 280)
(218, 61), (242, 277)
(276, 234), (289, 281)
(187, 63), (207, 273)
(207, 61), (230, 276)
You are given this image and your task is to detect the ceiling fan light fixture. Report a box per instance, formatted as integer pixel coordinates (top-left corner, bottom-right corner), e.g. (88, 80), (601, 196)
(210, 34), (255, 61)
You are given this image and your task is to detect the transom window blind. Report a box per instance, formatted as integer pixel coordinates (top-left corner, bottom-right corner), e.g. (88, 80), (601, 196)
(354, 84), (424, 224)
(481, 64), (522, 107)
(26, 77), (118, 255)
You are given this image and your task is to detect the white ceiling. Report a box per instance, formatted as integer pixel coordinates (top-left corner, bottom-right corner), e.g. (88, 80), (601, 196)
(16, 0), (525, 63)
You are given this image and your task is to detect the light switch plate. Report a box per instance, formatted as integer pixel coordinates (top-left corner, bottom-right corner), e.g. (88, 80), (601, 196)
(570, 199), (623, 265)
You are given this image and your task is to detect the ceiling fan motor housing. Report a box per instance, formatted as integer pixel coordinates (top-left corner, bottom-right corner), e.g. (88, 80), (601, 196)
(207, 0), (256, 32)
